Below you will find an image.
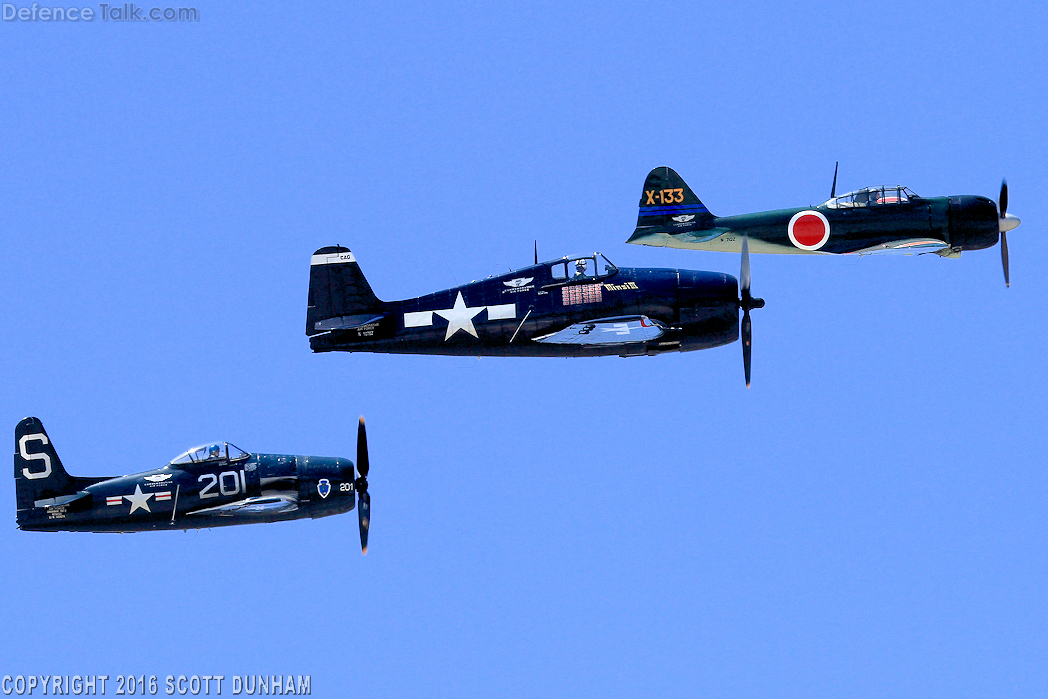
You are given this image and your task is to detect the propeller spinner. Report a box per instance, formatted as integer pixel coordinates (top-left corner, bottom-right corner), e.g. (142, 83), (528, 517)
(355, 416), (370, 554)
(740, 235), (765, 388)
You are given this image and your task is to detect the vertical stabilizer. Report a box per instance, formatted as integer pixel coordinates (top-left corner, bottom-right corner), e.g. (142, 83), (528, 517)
(306, 247), (386, 336)
(629, 167), (717, 243)
(14, 417), (76, 525)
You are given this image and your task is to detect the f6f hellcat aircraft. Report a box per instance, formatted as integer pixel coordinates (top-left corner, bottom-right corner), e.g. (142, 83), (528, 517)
(14, 417), (373, 553)
(628, 166), (1021, 286)
(307, 243), (765, 385)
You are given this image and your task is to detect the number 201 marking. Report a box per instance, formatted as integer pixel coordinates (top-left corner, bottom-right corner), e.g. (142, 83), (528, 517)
(199, 470), (247, 499)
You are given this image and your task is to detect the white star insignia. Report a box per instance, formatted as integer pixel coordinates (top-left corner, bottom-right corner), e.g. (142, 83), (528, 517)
(124, 484), (154, 514)
(434, 291), (484, 340)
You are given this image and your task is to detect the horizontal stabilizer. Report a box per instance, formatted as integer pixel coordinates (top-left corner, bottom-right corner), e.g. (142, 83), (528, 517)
(34, 491), (91, 508)
(534, 316), (665, 346)
(312, 313), (389, 332)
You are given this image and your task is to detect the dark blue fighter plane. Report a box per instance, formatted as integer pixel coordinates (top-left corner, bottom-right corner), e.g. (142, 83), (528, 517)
(307, 243), (765, 385)
(14, 417), (373, 553)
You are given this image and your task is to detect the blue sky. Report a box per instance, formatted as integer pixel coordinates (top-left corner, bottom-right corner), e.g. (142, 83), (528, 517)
(2, 1), (1046, 696)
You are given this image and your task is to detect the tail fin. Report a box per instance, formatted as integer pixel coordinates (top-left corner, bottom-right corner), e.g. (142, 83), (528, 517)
(15, 417), (78, 524)
(630, 167), (717, 241)
(306, 247), (387, 336)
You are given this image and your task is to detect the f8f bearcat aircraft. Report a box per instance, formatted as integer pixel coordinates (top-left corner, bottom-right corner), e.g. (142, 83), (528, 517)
(307, 243), (766, 385)
(628, 166), (1021, 286)
(14, 417), (373, 553)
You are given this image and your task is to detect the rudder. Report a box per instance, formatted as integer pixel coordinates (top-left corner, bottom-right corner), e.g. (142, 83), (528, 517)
(306, 247), (387, 336)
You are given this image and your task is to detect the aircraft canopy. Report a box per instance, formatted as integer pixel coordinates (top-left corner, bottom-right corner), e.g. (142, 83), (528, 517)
(825, 186), (919, 209)
(169, 442), (249, 466)
(548, 253), (618, 281)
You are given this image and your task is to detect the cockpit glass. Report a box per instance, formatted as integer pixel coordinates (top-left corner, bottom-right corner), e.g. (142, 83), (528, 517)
(828, 186), (918, 208)
(548, 254), (616, 282)
(168, 442), (249, 466)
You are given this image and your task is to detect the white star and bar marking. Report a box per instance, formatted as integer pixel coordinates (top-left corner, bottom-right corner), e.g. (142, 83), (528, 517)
(434, 292), (484, 340)
(403, 293), (516, 341)
(124, 484), (154, 514)
(106, 486), (173, 512)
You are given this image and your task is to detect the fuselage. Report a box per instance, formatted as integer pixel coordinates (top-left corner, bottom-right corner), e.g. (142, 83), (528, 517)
(18, 452), (355, 533)
(629, 193), (1003, 256)
(308, 260), (741, 357)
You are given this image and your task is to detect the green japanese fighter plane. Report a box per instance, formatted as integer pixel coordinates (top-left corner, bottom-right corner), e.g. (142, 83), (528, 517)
(627, 166), (1021, 286)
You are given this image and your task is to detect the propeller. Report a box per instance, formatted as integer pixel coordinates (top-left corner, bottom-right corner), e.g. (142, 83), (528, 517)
(355, 415), (370, 554)
(739, 235), (765, 388)
(999, 180), (1010, 287)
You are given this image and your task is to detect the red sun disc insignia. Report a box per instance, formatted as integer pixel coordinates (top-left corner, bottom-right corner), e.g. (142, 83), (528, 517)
(787, 210), (830, 251)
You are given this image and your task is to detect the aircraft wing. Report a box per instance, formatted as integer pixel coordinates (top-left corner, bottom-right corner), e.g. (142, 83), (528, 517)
(187, 494), (299, 517)
(845, 239), (951, 256)
(533, 316), (665, 346)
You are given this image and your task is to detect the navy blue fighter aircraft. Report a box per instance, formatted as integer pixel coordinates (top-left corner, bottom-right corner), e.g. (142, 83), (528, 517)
(14, 417), (373, 553)
(307, 243), (765, 385)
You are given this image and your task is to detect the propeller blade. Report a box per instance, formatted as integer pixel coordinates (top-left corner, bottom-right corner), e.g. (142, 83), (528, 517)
(742, 310), (752, 389)
(356, 415), (370, 554)
(740, 234), (751, 300)
(1001, 231), (1010, 287)
(999, 180), (1010, 287)
(358, 491), (370, 555)
(739, 233), (758, 388)
(356, 416), (369, 479)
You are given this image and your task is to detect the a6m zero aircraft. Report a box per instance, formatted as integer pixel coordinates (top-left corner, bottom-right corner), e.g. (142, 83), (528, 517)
(307, 243), (765, 384)
(14, 417), (373, 553)
(628, 166), (1021, 286)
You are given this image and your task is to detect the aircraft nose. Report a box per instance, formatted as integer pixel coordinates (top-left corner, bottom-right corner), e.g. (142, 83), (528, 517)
(678, 269), (737, 294)
(1000, 213), (1021, 232)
